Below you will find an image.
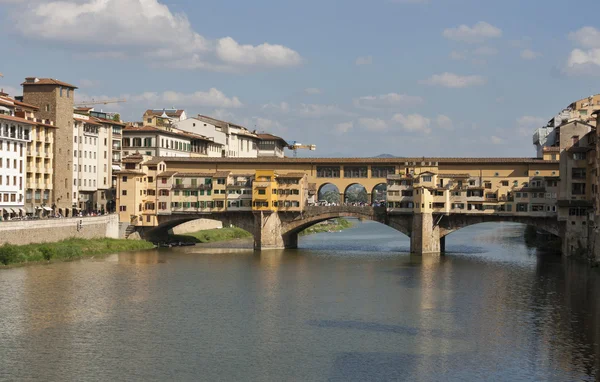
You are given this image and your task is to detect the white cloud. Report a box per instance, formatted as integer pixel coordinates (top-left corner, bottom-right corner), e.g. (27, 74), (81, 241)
(520, 49), (542, 60)
(216, 37), (302, 67)
(11, 0), (301, 72)
(335, 121), (354, 134)
(304, 88), (322, 95)
(358, 118), (388, 131)
(392, 113), (431, 133)
(442, 22), (502, 44)
(420, 72), (487, 88)
(353, 93), (424, 110)
(355, 56), (373, 66)
(253, 117), (287, 133)
(450, 51), (467, 60)
(436, 115), (453, 130)
(569, 27), (600, 49)
(79, 79), (100, 88)
(565, 27), (600, 76)
(298, 104), (350, 118)
(566, 48), (600, 76)
(125, 88), (243, 109)
(491, 136), (504, 144)
(516, 116), (545, 136)
(262, 102), (291, 113)
(473, 46), (498, 56)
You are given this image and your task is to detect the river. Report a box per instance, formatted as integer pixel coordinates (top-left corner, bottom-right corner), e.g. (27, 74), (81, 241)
(0, 221), (598, 381)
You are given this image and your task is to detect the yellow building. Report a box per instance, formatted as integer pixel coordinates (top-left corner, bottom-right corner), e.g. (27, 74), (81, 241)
(252, 170), (278, 211)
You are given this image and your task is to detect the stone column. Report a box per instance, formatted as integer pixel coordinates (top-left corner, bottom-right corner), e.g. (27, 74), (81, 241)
(253, 211), (285, 250)
(410, 213), (441, 255)
(439, 236), (446, 253)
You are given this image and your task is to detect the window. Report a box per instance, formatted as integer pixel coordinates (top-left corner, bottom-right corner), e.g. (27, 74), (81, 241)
(217, 178), (226, 185)
(422, 176), (432, 182)
(258, 189), (266, 195)
(501, 181), (509, 187)
(572, 168), (586, 179)
(120, 206), (127, 212)
(122, 190), (127, 196)
(573, 153), (586, 160)
(572, 183), (586, 195)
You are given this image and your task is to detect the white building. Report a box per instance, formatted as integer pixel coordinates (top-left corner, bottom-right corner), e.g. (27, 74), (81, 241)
(122, 125), (222, 158)
(0, 112), (32, 219)
(257, 133), (288, 158)
(176, 115), (260, 158)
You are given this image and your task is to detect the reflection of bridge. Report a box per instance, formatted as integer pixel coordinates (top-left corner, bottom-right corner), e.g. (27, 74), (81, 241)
(138, 206), (562, 254)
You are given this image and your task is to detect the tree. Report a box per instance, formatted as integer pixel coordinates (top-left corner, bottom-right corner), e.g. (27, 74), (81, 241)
(320, 190), (340, 204)
(112, 113), (121, 122)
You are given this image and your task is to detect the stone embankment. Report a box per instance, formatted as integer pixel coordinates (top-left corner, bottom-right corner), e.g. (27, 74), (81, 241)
(0, 215), (119, 246)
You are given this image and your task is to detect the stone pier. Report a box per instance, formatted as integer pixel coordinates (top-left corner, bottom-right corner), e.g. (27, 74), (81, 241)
(410, 213), (441, 255)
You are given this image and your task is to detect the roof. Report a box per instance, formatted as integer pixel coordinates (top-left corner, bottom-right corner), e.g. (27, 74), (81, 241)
(92, 116), (126, 127)
(21, 78), (77, 89)
(74, 117), (102, 126)
(123, 125), (215, 142)
(114, 170), (145, 176)
(196, 114), (229, 129)
(438, 173), (470, 178)
(0, 114), (35, 126)
(157, 171), (178, 177)
(144, 109), (185, 118)
(276, 172), (306, 178)
(141, 156), (560, 165)
(257, 133), (287, 144)
(0, 96), (39, 111)
(171, 171), (231, 178)
(121, 153), (145, 163)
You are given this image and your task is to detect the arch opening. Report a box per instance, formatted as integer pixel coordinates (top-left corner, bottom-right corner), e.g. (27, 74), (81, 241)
(371, 183), (387, 205)
(344, 183), (368, 205)
(317, 183), (341, 205)
(145, 215), (255, 245)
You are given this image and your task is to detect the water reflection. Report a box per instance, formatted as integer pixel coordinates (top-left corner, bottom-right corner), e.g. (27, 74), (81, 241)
(0, 222), (597, 381)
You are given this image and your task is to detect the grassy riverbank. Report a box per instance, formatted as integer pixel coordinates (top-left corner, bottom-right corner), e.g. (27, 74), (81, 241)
(299, 218), (354, 236)
(169, 227), (253, 244)
(169, 218), (354, 244)
(0, 238), (155, 267)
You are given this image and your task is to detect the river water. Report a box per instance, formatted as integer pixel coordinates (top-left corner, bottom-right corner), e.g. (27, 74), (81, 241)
(0, 221), (599, 381)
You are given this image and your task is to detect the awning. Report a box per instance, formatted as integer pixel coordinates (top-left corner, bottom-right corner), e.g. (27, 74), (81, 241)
(0, 106), (11, 113)
(112, 165), (121, 171)
(9, 208), (16, 214)
(26, 206), (35, 214)
(19, 208), (26, 215)
(42, 206), (52, 212)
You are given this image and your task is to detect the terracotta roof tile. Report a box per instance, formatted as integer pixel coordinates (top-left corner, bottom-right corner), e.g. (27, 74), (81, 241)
(74, 117), (102, 126)
(276, 172), (306, 178)
(257, 133), (287, 144)
(0, 114), (35, 125)
(21, 78), (77, 89)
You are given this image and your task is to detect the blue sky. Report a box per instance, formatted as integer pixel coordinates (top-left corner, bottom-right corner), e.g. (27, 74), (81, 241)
(1, 0), (599, 157)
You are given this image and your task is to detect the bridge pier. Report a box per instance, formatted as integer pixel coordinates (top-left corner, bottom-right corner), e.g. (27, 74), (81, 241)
(253, 211), (285, 250)
(440, 236), (446, 254)
(410, 213), (441, 255)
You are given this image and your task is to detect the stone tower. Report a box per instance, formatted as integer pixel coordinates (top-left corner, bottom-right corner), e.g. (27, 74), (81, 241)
(21, 77), (77, 213)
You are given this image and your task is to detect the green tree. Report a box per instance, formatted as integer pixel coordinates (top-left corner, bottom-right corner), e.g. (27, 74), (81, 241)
(320, 190), (340, 204)
(112, 113), (121, 122)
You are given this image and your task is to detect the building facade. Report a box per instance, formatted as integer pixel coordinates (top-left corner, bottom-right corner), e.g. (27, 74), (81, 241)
(21, 77), (77, 215)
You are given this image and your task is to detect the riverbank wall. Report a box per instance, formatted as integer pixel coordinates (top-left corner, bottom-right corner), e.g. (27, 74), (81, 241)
(0, 215), (119, 246)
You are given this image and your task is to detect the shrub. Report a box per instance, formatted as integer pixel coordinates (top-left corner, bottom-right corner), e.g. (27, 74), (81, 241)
(62, 246), (83, 260)
(0, 244), (19, 265)
(39, 245), (57, 261)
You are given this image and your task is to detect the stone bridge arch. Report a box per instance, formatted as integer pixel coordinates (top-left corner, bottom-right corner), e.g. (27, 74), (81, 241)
(438, 214), (562, 238)
(140, 212), (257, 241)
(279, 206), (413, 248)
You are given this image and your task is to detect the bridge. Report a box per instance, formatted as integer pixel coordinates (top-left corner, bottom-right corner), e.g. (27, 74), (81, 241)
(138, 206), (562, 254)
